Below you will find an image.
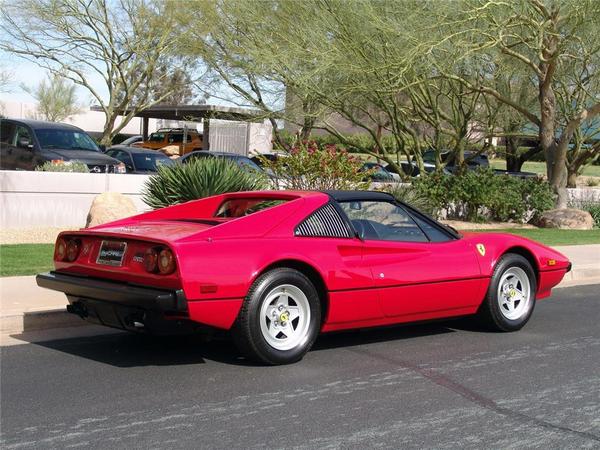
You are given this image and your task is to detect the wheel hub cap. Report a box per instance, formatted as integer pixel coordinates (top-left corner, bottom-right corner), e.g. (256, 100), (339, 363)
(497, 267), (531, 321)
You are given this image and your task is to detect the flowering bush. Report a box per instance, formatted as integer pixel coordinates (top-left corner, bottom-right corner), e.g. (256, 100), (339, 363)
(263, 141), (372, 190)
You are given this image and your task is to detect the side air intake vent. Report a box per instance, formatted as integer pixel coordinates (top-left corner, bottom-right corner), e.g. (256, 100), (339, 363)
(295, 203), (351, 238)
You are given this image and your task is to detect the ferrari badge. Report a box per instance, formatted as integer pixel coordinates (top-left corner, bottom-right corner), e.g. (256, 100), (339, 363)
(476, 243), (486, 256)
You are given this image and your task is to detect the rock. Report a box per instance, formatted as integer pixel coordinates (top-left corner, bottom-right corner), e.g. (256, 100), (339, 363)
(536, 208), (594, 230)
(160, 145), (181, 157)
(85, 192), (138, 228)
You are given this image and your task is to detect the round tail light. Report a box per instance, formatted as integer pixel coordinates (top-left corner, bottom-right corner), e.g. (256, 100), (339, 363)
(158, 248), (176, 274)
(55, 237), (68, 261)
(143, 248), (159, 273)
(66, 239), (81, 262)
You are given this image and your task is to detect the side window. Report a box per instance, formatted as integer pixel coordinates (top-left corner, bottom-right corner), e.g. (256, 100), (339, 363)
(13, 125), (33, 147)
(339, 201), (428, 242)
(1, 121), (16, 146)
(115, 151), (133, 167)
(295, 203), (351, 238)
(168, 134), (183, 144)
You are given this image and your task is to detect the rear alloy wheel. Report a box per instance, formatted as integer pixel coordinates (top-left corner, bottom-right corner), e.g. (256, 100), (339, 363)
(478, 253), (536, 331)
(232, 268), (321, 365)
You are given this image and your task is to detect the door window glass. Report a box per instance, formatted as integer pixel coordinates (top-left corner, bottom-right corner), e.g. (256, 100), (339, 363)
(339, 200), (428, 242)
(0, 121), (16, 146)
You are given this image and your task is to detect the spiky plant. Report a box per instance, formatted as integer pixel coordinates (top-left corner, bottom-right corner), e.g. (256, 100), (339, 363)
(142, 157), (269, 209)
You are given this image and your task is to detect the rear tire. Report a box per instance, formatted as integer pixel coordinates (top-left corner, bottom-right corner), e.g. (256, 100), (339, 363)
(478, 253), (536, 331)
(232, 268), (321, 365)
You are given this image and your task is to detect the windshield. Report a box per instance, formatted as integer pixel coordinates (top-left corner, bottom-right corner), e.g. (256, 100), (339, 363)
(148, 133), (165, 142)
(35, 129), (99, 151)
(133, 153), (174, 171)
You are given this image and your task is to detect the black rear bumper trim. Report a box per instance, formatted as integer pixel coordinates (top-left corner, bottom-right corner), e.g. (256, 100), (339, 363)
(36, 271), (187, 312)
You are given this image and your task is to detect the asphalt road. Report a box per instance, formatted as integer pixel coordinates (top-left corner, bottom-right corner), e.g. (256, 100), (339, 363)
(1, 284), (599, 449)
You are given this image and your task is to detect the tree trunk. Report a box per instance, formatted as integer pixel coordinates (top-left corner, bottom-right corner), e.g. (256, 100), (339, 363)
(100, 113), (117, 147)
(567, 169), (578, 188)
(505, 136), (521, 172)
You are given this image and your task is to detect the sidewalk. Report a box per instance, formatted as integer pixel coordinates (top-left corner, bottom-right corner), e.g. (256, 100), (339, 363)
(1, 245), (599, 337)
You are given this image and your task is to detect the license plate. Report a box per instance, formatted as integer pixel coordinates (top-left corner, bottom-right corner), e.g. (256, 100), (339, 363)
(96, 241), (127, 266)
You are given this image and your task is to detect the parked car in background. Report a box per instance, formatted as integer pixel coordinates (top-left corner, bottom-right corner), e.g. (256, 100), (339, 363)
(250, 152), (285, 168)
(133, 128), (202, 156)
(361, 162), (400, 182)
(179, 151), (265, 174)
(117, 135), (143, 146)
(0, 118), (125, 173)
(105, 146), (175, 173)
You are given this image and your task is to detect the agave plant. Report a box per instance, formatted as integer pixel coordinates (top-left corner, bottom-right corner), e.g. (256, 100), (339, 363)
(142, 157), (269, 209)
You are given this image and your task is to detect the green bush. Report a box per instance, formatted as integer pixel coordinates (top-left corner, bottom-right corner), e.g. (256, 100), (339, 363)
(35, 161), (89, 173)
(142, 157), (268, 209)
(384, 184), (437, 216)
(264, 141), (371, 190)
(581, 203), (600, 228)
(413, 168), (554, 223)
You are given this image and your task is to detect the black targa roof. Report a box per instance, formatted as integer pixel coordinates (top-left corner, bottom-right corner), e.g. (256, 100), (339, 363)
(322, 190), (395, 202)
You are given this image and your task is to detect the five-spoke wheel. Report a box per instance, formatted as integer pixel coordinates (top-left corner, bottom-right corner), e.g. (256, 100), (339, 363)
(232, 268), (321, 365)
(479, 253), (536, 331)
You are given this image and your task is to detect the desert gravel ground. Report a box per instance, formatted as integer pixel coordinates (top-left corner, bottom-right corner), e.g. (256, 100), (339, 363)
(0, 227), (69, 245)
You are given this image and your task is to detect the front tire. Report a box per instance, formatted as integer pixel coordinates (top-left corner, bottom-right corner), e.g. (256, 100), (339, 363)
(232, 268), (321, 365)
(478, 253), (536, 331)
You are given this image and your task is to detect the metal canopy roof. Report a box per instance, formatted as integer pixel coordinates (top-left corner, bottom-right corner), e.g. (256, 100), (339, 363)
(91, 104), (264, 122)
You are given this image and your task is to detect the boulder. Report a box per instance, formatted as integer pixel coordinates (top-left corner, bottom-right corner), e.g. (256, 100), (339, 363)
(536, 208), (594, 230)
(85, 192), (138, 228)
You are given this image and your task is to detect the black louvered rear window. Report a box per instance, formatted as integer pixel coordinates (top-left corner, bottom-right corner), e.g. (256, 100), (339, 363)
(295, 203), (351, 238)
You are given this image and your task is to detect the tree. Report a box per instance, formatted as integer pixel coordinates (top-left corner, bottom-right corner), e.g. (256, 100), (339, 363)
(22, 73), (81, 122)
(1, 0), (193, 145)
(432, 0), (600, 207)
(0, 66), (11, 93)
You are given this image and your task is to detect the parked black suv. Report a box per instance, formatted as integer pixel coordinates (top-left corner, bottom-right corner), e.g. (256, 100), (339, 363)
(0, 118), (125, 172)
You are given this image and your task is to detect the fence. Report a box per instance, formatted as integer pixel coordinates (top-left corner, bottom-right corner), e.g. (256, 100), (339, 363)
(0, 171), (150, 228)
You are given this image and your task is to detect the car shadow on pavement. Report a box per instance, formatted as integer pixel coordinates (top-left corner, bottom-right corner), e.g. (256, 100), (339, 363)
(18, 320), (470, 368)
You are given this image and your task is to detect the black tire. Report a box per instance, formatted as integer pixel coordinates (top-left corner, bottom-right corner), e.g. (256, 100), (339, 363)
(478, 253), (537, 331)
(232, 268), (321, 365)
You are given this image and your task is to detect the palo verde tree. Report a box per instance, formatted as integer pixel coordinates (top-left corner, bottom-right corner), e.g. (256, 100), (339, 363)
(22, 73), (81, 122)
(431, 0), (600, 208)
(0, 0), (193, 145)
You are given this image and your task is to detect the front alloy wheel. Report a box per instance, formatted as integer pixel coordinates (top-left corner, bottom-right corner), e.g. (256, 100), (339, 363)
(478, 253), (536, 331)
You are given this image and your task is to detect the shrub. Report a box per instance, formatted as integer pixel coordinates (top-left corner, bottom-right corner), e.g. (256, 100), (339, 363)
(35, 161), (89, 173)
(142, 157), (268, 209)
(580, 202), (600, 228)
(413, 168), (554, 223)
(264, 141), (371, 190)
(384, 184), (437, 217)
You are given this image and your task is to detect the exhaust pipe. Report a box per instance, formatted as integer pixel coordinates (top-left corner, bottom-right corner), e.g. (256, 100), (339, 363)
(66, 302), (88, 318)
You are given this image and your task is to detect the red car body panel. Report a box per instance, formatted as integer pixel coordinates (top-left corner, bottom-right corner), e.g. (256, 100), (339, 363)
(44, 190), (570, 332)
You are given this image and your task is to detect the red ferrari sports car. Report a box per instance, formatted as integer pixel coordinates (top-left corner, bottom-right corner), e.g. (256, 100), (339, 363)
(37, 190), (571, 364)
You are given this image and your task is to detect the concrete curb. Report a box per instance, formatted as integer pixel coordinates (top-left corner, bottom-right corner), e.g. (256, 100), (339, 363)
(0, 309), (87, 334)
(1, 266), (599, 337)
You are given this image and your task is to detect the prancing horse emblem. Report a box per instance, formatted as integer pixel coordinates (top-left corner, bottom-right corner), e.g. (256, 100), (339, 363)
(476, 243), (486, 256)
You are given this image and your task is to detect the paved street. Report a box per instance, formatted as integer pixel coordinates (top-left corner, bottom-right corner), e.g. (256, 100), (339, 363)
(1, 284), (599, 449)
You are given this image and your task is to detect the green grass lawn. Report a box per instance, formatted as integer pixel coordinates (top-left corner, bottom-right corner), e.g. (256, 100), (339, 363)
(467, 228), (600, 246)
(0, 244), (55, 277)
(490, 159), (600, 178)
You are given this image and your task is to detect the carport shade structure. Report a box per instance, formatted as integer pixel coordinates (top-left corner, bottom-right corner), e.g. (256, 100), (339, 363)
(91, 104), (264, 150)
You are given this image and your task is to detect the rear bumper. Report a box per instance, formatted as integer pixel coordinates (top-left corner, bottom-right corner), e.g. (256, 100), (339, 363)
(37, 271), (187, 312)
(36, 272), (195, 334)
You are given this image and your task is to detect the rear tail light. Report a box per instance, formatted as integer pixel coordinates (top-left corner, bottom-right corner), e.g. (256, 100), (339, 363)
(55, 237), (68, 261)
(158, 248), (176, 274)
(143, 246), (176, 275)
(66, 239), (81, 262)
(143, 248), (159, 273)
(56, 237), (81, 262)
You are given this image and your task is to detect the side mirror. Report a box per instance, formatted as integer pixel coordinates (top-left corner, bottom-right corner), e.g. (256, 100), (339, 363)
(98, 144), (106, 152)
(17, 137), (33, 149)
